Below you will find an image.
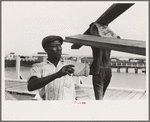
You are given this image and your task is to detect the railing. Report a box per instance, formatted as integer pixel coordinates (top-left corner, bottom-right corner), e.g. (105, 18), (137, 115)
(110, 62), (146, 68)
(16, 55), (21, 80)
(6, 55), (32, 80)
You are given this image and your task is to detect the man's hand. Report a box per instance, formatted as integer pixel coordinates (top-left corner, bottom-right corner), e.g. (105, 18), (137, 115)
(56, 65), (75, 78)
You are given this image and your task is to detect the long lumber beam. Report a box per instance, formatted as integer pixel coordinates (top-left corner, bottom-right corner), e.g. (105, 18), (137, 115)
(65, 34), (146, 56)
(71, 3), (134, 49)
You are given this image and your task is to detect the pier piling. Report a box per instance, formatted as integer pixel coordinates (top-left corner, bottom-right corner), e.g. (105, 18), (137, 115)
(117, 68), (120, 72)
(135, 68), (138, 73)
(126, 68), (128, 73)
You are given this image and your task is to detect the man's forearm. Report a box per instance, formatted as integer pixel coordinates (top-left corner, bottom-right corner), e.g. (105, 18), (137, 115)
(27, 72), (59, 91)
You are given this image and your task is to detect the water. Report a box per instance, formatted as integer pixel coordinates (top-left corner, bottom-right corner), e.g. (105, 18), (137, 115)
(5, 66), (146, 90)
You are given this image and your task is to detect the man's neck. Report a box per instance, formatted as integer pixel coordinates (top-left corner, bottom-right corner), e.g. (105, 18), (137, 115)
(47, 57), (60, 67)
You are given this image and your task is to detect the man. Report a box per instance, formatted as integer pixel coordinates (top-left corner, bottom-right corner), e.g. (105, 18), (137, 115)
(27, 35), (76, 100)
(89, 23), (120, 100)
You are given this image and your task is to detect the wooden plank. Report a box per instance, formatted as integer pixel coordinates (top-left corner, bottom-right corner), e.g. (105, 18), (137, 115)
(79, 88), (95, 99)
(5, 82), (26, 89)
(85, 89), (94, 94)
(5, 83), (34, 95)
(5, 81), (25, 85)
(105, 89), (112, 94)
(5, 78), (27, 82)
(104, 90), (120, 100)
(5, 91), (17, 100)
(87, 92), (95, 99)
(5, 80), (36, 95)
(104, 90), (112, 98)
(5, 82), (26, 88)
(103, 90), (119, 99)
(71, 3), (134, 49)
(5, 79), (27, 83)
(83, 89), (94, 97)
(106, 89), (119, 96)
(88, 95), (95, 100)
(115, 91), (131, 100)
(124, 92), (137, 100)
(139, 93), (146, 100)
(65, 34), (146, 55)
(131, 92), (145, 100)
(20, 89), (36, 95)
(109, 90), (125, 100)
(76, 96), (92, 100)
(76, 90), (86, 96)
(76, 86), (95, 100)
(108, 87), (146, 93)
(8, 93), (34, 100)
(76, 93), (89, 98)
(76, 89), (85, 93)
(94, 4), (134, 25)
(75, 86), (90, 98)
(6, 89), (36, 95)
(5, 85), (28, 92)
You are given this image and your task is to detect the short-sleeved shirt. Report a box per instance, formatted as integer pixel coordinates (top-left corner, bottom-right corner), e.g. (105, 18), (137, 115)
(29, 59), (76, 100)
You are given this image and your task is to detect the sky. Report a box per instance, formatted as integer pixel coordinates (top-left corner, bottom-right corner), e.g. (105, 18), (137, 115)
(2, 1), (148, 58)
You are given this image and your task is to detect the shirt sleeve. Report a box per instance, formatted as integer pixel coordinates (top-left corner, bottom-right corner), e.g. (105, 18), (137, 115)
(28, 63), (45, 100)
(28, 64), (42, 79)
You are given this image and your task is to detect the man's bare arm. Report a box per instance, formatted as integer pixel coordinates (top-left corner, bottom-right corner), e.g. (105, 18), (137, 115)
(27, 65), (74, 91)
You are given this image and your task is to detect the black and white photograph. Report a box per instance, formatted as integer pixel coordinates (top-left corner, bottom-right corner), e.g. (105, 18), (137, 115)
(2, 1), (149, 121)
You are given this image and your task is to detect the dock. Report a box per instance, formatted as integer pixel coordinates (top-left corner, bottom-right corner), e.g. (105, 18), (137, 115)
(5, 79), (146, 100)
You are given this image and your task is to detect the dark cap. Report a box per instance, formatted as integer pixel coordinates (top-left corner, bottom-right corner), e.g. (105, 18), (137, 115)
(42, 35), (63, 48)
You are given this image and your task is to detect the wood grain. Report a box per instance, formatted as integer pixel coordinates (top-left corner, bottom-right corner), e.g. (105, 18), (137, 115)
(65, 34), (146, 55)
(71, 3), (134, 49)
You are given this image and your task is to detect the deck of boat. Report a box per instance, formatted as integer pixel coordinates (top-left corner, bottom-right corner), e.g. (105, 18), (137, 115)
(5, 79), (146, 100)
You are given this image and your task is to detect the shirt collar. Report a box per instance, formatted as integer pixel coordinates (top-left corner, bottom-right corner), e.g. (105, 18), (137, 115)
(44, 59), (63, 67)
(44, 59), (52, 64)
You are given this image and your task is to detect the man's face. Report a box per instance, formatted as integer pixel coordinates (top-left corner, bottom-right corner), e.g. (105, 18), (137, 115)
(45, 40), (62, 59)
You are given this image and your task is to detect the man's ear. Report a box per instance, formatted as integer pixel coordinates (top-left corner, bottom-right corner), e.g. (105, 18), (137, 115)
(90, 24), (99, 36)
